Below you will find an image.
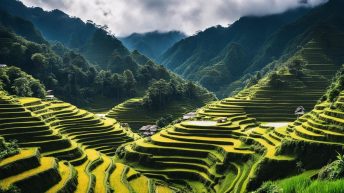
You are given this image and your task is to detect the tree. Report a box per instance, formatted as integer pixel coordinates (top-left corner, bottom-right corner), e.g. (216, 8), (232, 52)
(156, 114), (174, 128)
(31, 53), (48, 71)
(123, 69), (136, 96)
(30, 79), (46, 98)
(11, 77), (32, 96)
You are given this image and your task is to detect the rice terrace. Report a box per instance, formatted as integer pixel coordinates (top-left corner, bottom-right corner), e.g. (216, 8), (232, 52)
(1, 0), (344, 192)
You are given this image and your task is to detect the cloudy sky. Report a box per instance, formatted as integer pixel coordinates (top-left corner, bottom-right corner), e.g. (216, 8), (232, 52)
(21, 0), (327, 36)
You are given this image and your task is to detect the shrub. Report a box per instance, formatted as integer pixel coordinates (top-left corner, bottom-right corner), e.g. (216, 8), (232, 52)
(0, 185), (21, 193)
(0, 139), (19, 160)
(156, 114), (174, 128)
(254, 181), (281, 193)
(318, 153), (344, 180)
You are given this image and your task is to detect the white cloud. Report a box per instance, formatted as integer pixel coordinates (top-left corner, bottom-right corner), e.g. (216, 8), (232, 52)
(20, 0), (328, 36)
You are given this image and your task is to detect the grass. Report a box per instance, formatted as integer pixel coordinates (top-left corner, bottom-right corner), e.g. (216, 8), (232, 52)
(92, 156), (111, 193)
(130, 176), (150, 193)
(109, 163), (131, 193)
(155, 185), (173, 193)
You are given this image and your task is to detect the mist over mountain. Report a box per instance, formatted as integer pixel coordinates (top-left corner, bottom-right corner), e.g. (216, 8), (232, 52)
(119, 31), (186, 62)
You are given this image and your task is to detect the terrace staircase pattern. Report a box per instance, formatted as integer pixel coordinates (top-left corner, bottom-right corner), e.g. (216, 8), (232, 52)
(200, 40), (339, 122)
(1, 38), (344, 192)
(116, 114), (294, 192)
(0, 145), (174, 193)
(115, 39), (342, 193)
(0, 93), (174, 193)
(286, 92), (344, 148)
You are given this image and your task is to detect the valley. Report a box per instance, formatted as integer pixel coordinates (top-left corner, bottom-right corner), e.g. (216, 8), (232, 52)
(1, 0), (344, 193)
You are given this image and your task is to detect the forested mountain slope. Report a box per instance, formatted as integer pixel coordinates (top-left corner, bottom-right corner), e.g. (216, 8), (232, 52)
(160, 0), (344, 98)
(0, 4), (215, 112)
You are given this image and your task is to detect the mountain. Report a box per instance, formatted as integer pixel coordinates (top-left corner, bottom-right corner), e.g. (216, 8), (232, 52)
(0, 0), (128, 68)
(0, 3), (215, 111)
(159, 1), (344, 97)
(0, 9), (46, 44)
(119, 31), (186, 61)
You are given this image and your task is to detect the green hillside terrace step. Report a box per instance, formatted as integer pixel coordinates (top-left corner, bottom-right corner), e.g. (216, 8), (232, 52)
(0, 157), (60, 193)
(306, 117), (344, 134)
(74, 149), (100, 193)
(0, 125), (51, 135)
(173, 125), (240, 135)
(46, 161), (77, 193)
(324, 108), (344, 119)
(67, 130), (128, 139)
(109, 163), (131, 193)
(166, 128), (245, 139)
(2, 131), (61, 142)
(288, 131), (344, 146)
(180, 121), (240, 130)
(72, 132), (128, 142)
(300, 122), (344, 142)
(0, 107), (26, 113)
(273, 127), (288, 138)
(19, 138), (72, 152)
(129, 175), (151, 193)
(24, 103), (47, 113)
(18, 98), (42, 106)
(268, 132), (283, 142)
(91, 155), (112, 193)
(151, 133), (232, 152)
(0, 120), (47, 128)
(0, 116), (42, 124)
(137, 168), (216, 192)
(42, 141), (84, 162)
(0, 111), (34, 118)
(0, 148), (40, 179)
(160, 130), (239, 146)
(318, 113), (344, 126)
(55, 109), (88, 118)
(67, 152), (88, 166)
(56, 124), (114, 133)
(151, 156), (214, 168)
(79, 138), (130, 148)
(293, 126), (326, 141)
(56, 124), (114, 134)
(133, 139), (221, 161)
(0, 104), (25, 108)
(152, 161), (221, 182)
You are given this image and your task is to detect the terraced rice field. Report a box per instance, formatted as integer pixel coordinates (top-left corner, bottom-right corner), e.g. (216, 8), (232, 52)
(116, 112), (294, 192)
(199, 40), (339, 122)
(0, 92), (173, 192)
(0, 143), (174, 193)
(106, 97), (208, 130)
(1, 38), (344, 192)
(113, 39), (343, 192)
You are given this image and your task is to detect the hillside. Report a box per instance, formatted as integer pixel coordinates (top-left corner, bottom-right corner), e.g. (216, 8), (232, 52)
(2, 0), (344, 193)
(0, 0), (129, 68)
(120, 31), (186, 62)
(160, 0), (344, 98)
(0, 91), (177, 192)
(159, 7), (310, 96)
(0, 7), (214, 112)
(113, 28), (344, 192)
